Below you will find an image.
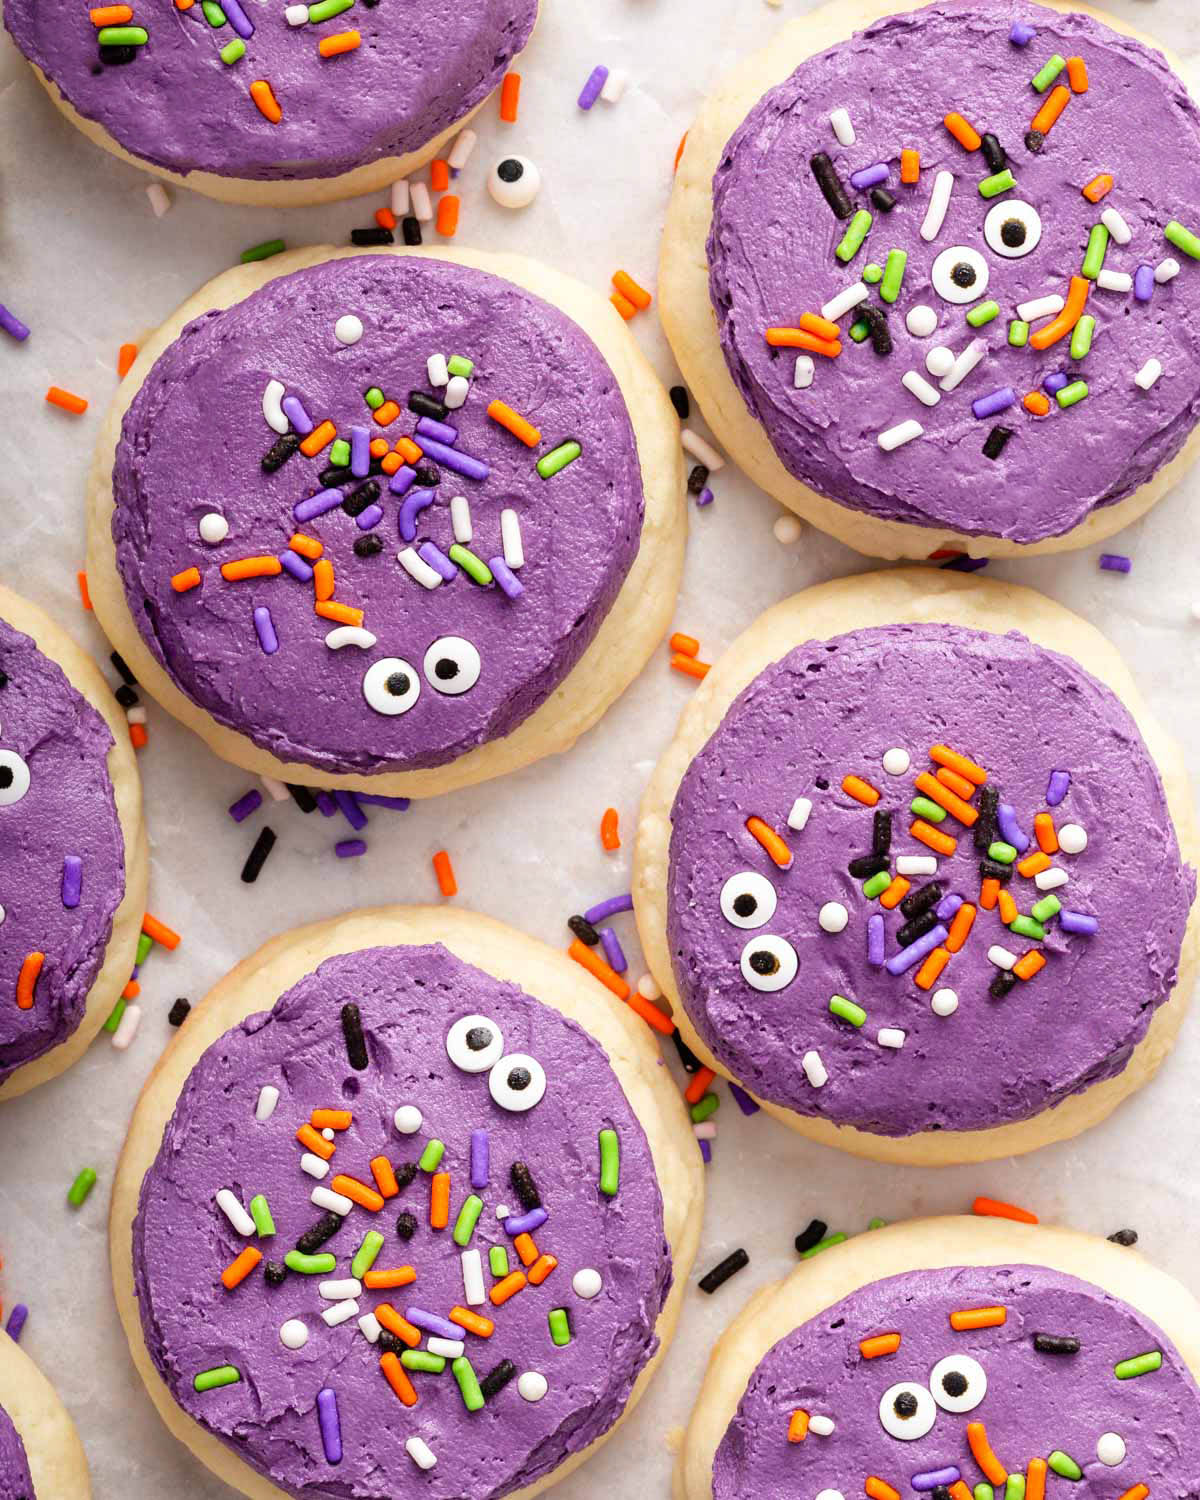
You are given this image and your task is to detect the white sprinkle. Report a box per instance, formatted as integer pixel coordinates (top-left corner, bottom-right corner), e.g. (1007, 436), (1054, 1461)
(599, 69), (628, 104)
(829, 108), (856, 146)
(461, 1249), (486, 1307)
(819, 901), (848, 934)
(450, 495), (473, 544)
(809, 1415), (836, 1437)
(447, 128), (478, 169)
(940, 338), (987, 393)
(816, 1488), (846, 1500)
(300, 1153), (329, 1179)
(1101, 206), (1132, 244)
(920, 170), (954, 242)
(1097, 269), (1133, 293)
(925, 346), (956, 379)
(324, 626), (377, 650)
(1058, 822), (1087, 854)
(495, 1204), (510, 1219)
(787, 797), (812, 831)
(443, 375), (469, 409)
(146, 182), (172, 218)
(878, 419), (924, 451)
(321, 1127), (335, 1141)
(284, 2), (307, 23)
(896, 855), (937, 876)
(1016, 292), (1065, 322)
(878, 1028), (906, 1049)
(794, 354), (815, 389)
(410, 181), (433, 221)
(573, 1268), (603, 1299)
(427, 353), (449, 387)
(821, 281), (870, 321)
(905, 304), (938, 338)
(1155, 257), (1181, 284)
(126, 705), (147, 725)
(0, 905), (6, 925)
(260, 776), (289, 802)
(358, 1313), (382, 1343)
(216, 1189), (256, 1237)
(988, 945), (1017, 970)
(334, 314), (363, 346)
(319, 1278), (362, 1301)
(261, 378), (289, 435)
(280, 1319), (309, 1349)
(255, 1084), (280, 1121)
(500, 508), (524, 568)
(428, 1337), (465, 1358)
(321, 1298), (359, 1328)
(406, 1436), (438, 1471)
(389, 177), (410, 217)
(774, 514), (803, 544)
(312, 1186), (354, 1216)
(397, 547), (443, 589)
(111, 1003), (142, 1051)
(637, 974), (661, 1000)
(517, 1372), (548, 1402)
(393, 1104), (423, 1134)
(1134, 357), (1163, 391)
(1035, 867), (1069, 891)
(931, 987), (959, 1017)
(1097, 1433), (1126, 1467)
(694, 1120), (718, 1140)
(681, 428), (724, 471)
(802, 1050), (828, 1088)
(902, 370), (942, 407)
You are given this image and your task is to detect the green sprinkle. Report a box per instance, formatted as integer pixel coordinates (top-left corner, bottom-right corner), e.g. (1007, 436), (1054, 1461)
(418, 1139), (445, 1172)
(284, 1250), (336, 1275)
(1031, 894), (1061, 922)
(351, 1229), (385, 1278)
(329, 438), (351, 469)
(194, 1365), (240, 1392)
(200, 1), (227, 26)
(967, 300), (1001, 328)
(536, 441), (581, 479)
(97, 24), (148, 43)
(1057, 379), (1089, 408)
(849, 318), (871, 343)
(1009, 915), (1045, 941)
(249, 1194), (275, 1238)
(219, 37), (245, 63)
(102, 998), (126, 1034)
(829, 994), (866, 1028)
(548, 1308), (571, 1346)
(1006, 1477), (1026, 1500)
(1048, 1453), (1082, 1481)
(1031, 54), (1066, 91)
(364, 386), (385, 410)
(1165, 220), (1200, 260)
(1070, 314), (1095, 360)
(452, 1355), (485, 1411)
(136, 932), (153, 966)
(308, 0), (353, 19)
(862, 870), (892, 900)
(911, 796), (947, 823)
(800, 1232), (848, 1259)
(690, 1093), (719, 1124)
(1114, 1350), (1163, 1379)
(1081, 223), (1109, 279)
(448, 544), (493, 586)
(979, 170), (1016, 199)
(447, 355), (474, 377)
(402, 1350), (446, 1373)
(453, 1195), (484, 1247)
(987, 841), (1018, 864)
(836, 209), (873, 263)
(867, 1216), (887, 1230)
(598, 1129), (620, 1197)
(240, 238), (285, 264)
(1008, 319), (1030, 347)
(489, 1244), (510, 1277)
(879, 249), (907, 304)
(976, 1487), (996, 1500)
(862, 262), (884, 285)
(67, 1168), (97, 1207)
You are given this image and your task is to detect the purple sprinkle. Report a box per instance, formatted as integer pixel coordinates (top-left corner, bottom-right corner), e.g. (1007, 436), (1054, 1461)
(913, 1469), (961, 1490)
(349, 425), (371, 478)
(388, 465), (417, 497)
(228, 789), (263, 823)
(1133, 264), (1155, 303)
(293, 488), (343, 522)
(849, 163), (889, 190)
(405, 1307), (462, 1340)
(1046, 770), (1071, 807)
(1060, 910), (1099, 935)
(221, 0), (255, 35)
(699, 1137), (713, 1164)
(316, 1388), (342, 1465)
(335, 839), (367, 858)
(61, 855), (83, 909)
(333, 789), (367, 831)
(355, 793), (411, 810)
(315, 791), (338, 817)
(414, 436), (489, 482)
(971, 386), (1016, 420)
(940, 555), (989, 572)
(0, 304), (31, 341)
(599, 926), (627, 974)
(4, 1305), (28, 1342)
(281, 395), (313, 435)
(253, 606), (279, 655)
(416, 415), (459, 446)
(578, 64), (609, 110)
(728, 1081), (761, 1116)
(399, 488), (436, 541)
(469, 1129), (489, 1189)
(696, 486), (715, 507)
(355, 504), (384, 531)
(867, 912), (886, 967)
(418, 542), (457, 582)
(279, 549), (314, 582)
(885, 924), (948, 975)
(1009, 19), (1036, 43)
(996, 803), (1030, 853)
(1099, 553), (1132, 574)
(1043, 371), (1069, 395)
(489, 557), (524, 599)
(935, 891), (963, 922)
(503, 1206), (548, 1237)
(584, 893), (634, 925)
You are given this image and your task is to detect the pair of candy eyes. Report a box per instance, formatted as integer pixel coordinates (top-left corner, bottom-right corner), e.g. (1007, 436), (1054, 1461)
(720, 871), (798, 992)
(0, 749), (30, 807)
(445, 1013), (546, 1112)
(362, 637), (480, 716)
(932, 201), (1043, 306)
(881, 1355), (988, 1438)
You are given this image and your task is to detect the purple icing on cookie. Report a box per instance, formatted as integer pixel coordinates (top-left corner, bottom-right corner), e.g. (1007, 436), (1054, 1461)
(714, 1262), (1200, 1500)
(132, 943), (670, 1499)
(707, 0), (1200, 542)
(666, 623), (1194, 1135)
(0, 1400), (35, 1500)
(0, 618), (125, 1087)
(3, 0), (536, 183)
(111, 254), (644, 776)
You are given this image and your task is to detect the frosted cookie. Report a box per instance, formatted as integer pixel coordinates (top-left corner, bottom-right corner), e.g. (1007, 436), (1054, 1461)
(675, 1215), (1200, 1500)
(0, 585), (146, 1103)
(111, 906), (703, 1500)
(660, 0), (1200, 558)
(86, 247), (685, 797)
(634, 569), (1197, 1165)
(3, 0), (538, 206)
(0, 1333), (91, 1497)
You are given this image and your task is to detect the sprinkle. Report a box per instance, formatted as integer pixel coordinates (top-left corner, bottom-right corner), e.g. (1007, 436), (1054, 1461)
(746, 815), (794, 867)
(978, 170), (1015, 199)
(973, 1196), (1038, 1224)
(68, 1167), (97, 1207)
(1115, 1350), (1162, 1379)
(1032, 54), (1066, 91)
(939, 337), (987, 393)
(802, 1049), (828, 1088)
(810, 152), (854, 218)
(1157, 257), (1182, 283)
(46, 386), (88, 415)
(1134, 358), (1163, 391)
(877, 1027), (906, 1049)
(698, 1248), (749, 1294)
(1057, 380), (1089, 408)
(194, 1366), (241, 1392)
(850, 163), (890, 191)
(920, 169), (954, 244)
(822, 283), (871, 322)
(860, 1332), (901, 1358)
(432, 850), (457, 897)
(836, 210), (873, 263)
(249, 79), (282, 123)
(488, 400), (540, 447)
(499, 71), (521, 121)
(1165, 219), (1200, 260)
(944, 113), (981, 151)
(830, 107), (856, 145)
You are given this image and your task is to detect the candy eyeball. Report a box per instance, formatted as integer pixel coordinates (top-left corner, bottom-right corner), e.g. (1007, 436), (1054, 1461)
(423, 636), (481, 695)
(446, 1014), (505, 1073)
(984, 199), (1042, 259)
(720, 871), (778, 929)
(739, 934), (798, 992)
(931, 245), (990, 304)
(362, 657), (420, 716)
(880, 1381), (937, 1440)
(0, 748), (31, 806)
(489, 1053), (547, 1112)
(488, 156), (541, 210)
(929, 1353), (987, 1412)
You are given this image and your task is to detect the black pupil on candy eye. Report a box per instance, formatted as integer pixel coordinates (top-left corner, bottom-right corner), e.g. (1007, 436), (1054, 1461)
(733, 893), (757, 917)
(893, 1391), (919, 1418)
(1000, 219), (1026, 248)
(466, 1027), (492, 1052)
(951, 262), (977, 288)
(0, 767), (11, 790)
(497, 158), (523, 182)
(434, 658), (459, 682)
(385, 671), (410, 697)
(942, 1371), (968, 1397)
(507, 1067), (532, 1091)
(749, 950), (778, 976)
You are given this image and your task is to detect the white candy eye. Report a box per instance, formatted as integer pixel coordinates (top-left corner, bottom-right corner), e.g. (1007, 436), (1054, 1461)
(720, 871), (778, 929)
(0, 748), (31, 806)
(488, 1053), (546, 1112)
(931, 246), (990, 304)
(739, 934), (798, 992)
(446, 1014), (505, 1073)
(880, 1381), (937, 1440)
(488, 156), (541, 209)
(362, 657), (420, 715)
(423, 636), (481, 695)
(984, 199), (1042, 259)
(930, 1354), (987, 1412)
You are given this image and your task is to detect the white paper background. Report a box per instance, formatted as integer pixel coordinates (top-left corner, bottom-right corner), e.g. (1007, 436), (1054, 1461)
(2, 0), (1200, 1494)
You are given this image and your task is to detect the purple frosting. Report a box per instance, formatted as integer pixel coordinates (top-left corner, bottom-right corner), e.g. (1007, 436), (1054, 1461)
(666, 623), (1194, 1135)
(714, 1262), (1200, 1498)
(111, 255), (644, 775)
(0, 1400), (35, 1500)
(0, 618), (125, 1087)
(3, 0), (536, 183)
(707, 0), (1200, 541)
(132, 943), (671, 1499)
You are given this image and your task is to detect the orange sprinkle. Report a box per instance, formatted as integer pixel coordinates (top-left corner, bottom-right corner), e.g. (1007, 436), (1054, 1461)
(430, 1171), (451, 1228)
(746, 815), (794, 868)
(1066, 55), (1089, 93)
(78, 571), (92, 610)
(331, 1174), (384, 1212)
(499, 71), (521, 122)
(369, 437), (389, 458)
(914, 946), (951, 991)
(624, 987), (675, 1037)
(879, 876), (910, 911)
(600, 807), (620, 851)
(946, 903), (976, 953)
(370, 1157), (400, 1199)
(1030, 83), (1070, 137)
(364, 1265), (417, 1290)
(943, 112), (982, 151)
(1027, 1457), (1048, 1500)
(373, 399), (401, 426)
(142, 913), (181, 949)
(949, 1484), (973, 1500)
(490, 1270), (527, 1306)
(929, 744), (987, 785)
(914, 771), (979, 827)
(436, 194), (460, 237)
(787, 1409), (810, 1443)
(674, 131), (688, 172)
(842, 775), (881, 807)
(1014, 950), (1046, 981)
(289, 533), (324, 560)
(91, 4), (133, 20)
(670, 632), (700, 657)
(965, 1420), (1009, 1482)
(911, 820), (956, 856)
(866, 1480), (901, 1500)
(1023, 390), (1052, 416)
(685, 1066), (716, 1105)
(375, 207), (397, 231)
(431, 158), (450, 192)
(954, 1306), (1007, 1332)
(221, 1247), (262, 1290)
(936, 766), (976, 799)
(1017, 850), (1051, 878)
(979, 877), (1000, 911)
(175, 0), (194, 7)
(860, 1332), (901, 1359)
(433, 850), (457, 897)
(567, 938), (631, 1002)
(613, 270), (652, 310)
(117, 342), (138, 376)
(311, 558), (335, 602)
(380, 1351), (418, 1406)
(1117, 1487), (1149, 1500)
(122, 978), (141, 1000)
(312, 1109), (351, 1130)
(671, 654), (710, 680)
(171, 567), (202, 594)
(15, 953), (43, 1011)
(973, 1195), (1039, 1224)
(46, 386), (88, 415)
(1030, 274), (1090, 350)
(129, 724), (148, 750)
(375, 1304), (421, 1346)
(798, 312), (842, 342)
(611, 292), (637, 321)
(315, 601), (364, 627)
(1082, 172), (1113, 203)
(1033, 813), (1058, 854)
(449, 1305), (494, 1338)
(487, 399), (541, 448)
(764, 327), (841, 358)
(997, 889), (1018, 925)
(249, 79), (282, 124)
(296, 1123), (335, 1160)
(528, 1253), (557, 1285)
(513, 1233), (539, 1268)
(380, 451), (403, 475)
(900, 148), (920, 184)
(299, 419), (336, 457)
(221, 555), (282, 581)
(395, 436), (423, 464)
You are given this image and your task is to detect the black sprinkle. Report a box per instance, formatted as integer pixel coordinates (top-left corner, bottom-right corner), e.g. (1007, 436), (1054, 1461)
(110, 651), (137, 686)
(872, 810), (892, 856)
(354, 534), (384, 558)
(408, 391), (448, 421)
(351, 226), (394, 246)
(401, 215), (422, 245)
(413, 464), (440, 488)
(479, 1359), (517, 1401)
(394, 1162), (418, 1193)
(896, 909), (938, 947)
(870, 186), (896, 214)
(1033, 1333), (1081, 1354)
(974, 785), (999, 850)
(699, 1248), (750, 1294)
(862, 305), (892, 356)
(318, 465), (352, 487)
(240, 827), (276, 883)
(899, 881), (943, 920)
(809, 152), (854, 219)
(932, 1488), (952, 1500)
(567, 914), (601, 947)
(0, 671), (7, 690)
(983, 425), (1014, 460)
(342, 480), (381, 517)
(815, 776), (829, 790)
(989, 969), (1018, 1000)
(396, 1210), (418, 1241)
(167, 997), (190, 1027)
(378, 1330), (406, 1355)
(671, 1028), (703, 1075)
(115, 683), (139, 709)
(510, 1161), (542, 1212)
(687, 463), (710, 495)
(979, 858), (1014, 883)
(262, 432), (300, 472)
(286, 783), (318, 814)
(296, 1213), (343, 1254)
(794, 1218), (828, 1254)
(341, 1002), (369, 1070)
(1109, 1228), (1138, 1247)
(669, 385), (690, 420)
(980, 133), (1008, 173)
(99, 42), (137, 63)
(1025, 128), (1045, 154)
(848, 853), (889, 880)
(263, 1261), (288, 1287)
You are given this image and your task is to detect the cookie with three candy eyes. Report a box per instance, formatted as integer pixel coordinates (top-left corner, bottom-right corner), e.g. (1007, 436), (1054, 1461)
(0, 1328), (92, 1497)
(660, 0), (1200, 558)
(111, 905), (703, 1500)
(85, 246), (685, 797)
(0, 584), (146, 1102)
(675, 1216), (1200, 1500)
(633, 568), (1198, 1166)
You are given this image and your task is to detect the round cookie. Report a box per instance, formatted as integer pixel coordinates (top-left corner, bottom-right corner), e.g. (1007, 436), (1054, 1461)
(675, 1215), (1200, 1500)
(660, 0), (1200, 559)
(111, 906), (704, 1500)
(0, 1330), (91, 1496)
(0, 584), (146, 1103)
(86, 246), (685, 796)
(2, 0), (539, 206)
(634, 568), (1198, 1164)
